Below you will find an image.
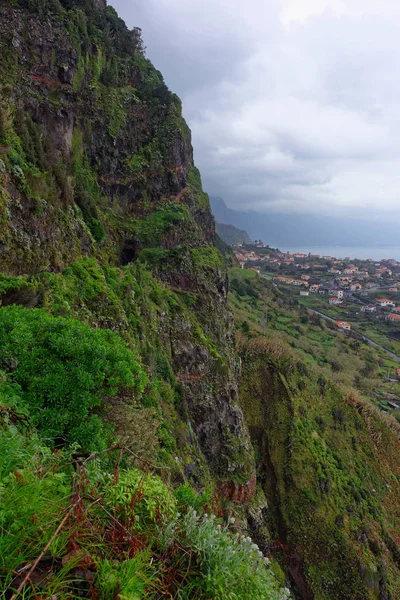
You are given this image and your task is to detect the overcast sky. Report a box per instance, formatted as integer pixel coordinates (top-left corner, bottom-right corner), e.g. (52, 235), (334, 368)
(110, 0), (400, 220)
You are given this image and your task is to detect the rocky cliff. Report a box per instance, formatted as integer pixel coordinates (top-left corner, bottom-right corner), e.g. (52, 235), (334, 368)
(0, 0), (253, 491)
(1, 2), (400, 599)
(237, 328), (400, 600)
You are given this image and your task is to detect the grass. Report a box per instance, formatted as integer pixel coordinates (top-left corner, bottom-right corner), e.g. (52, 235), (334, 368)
(229, 268), (400, 408)
(297, 292), (400, 355)
(0, 412), (289, 600)
(239, 332), (400, 599)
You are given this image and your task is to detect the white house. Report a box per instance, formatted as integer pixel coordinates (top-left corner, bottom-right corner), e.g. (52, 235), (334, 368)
(329, 297), (343, 305)
(329, 289), (344, 299)
(361, 305), (377, 313)
(376, 299), (395, 307)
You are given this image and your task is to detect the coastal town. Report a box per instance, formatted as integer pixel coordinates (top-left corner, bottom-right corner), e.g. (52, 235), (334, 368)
(232, 241), (400, 342)
(230, 240), (400, 412)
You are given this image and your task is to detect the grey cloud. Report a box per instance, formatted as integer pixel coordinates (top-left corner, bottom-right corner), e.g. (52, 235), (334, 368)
(110, 0), (400, 222)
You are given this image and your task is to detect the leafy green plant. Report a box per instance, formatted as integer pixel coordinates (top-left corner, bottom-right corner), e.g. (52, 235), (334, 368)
(96, 551), (158, 600)
(171, 509), (290, 600)
(105, 468), (176, 526)
(0, 306), (147, 450)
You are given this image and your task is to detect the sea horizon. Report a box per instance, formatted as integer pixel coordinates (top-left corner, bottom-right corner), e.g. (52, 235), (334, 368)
(281, 245), (400, 262)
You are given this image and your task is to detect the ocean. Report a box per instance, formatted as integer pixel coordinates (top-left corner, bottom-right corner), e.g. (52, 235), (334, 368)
(281, 246), (400, 262)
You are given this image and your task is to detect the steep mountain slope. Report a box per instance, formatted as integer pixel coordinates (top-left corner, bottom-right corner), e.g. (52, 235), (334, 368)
(240, 340), (400, 599)
(0, 2), (399, 599)
(0, 0), (254, 488)
(230, 271), (400, 599)
(216, 221), (252, 246)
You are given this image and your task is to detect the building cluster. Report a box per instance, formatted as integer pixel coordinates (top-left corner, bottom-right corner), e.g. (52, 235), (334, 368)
(274, 276), (309, 287)
(232, 244), (400, 324)
(232, 246), (400, 293)
(233, 248), (265, 269)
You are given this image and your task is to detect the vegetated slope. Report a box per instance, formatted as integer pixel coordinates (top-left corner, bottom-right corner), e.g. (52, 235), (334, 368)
(240, 339), (400, 600)
(0, 1), (281, 597)
(215, 221), (252, 246)
(0, 1), (399, 599)
(0, 307), (287, 600)
(0, 0), (254, 483)
(230, 268), (400, 404)
(230, 269), (400, 599)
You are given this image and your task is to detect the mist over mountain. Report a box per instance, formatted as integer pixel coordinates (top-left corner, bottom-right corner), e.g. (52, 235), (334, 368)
(215, 222), (252, 246)
(211, 196), (399, 249)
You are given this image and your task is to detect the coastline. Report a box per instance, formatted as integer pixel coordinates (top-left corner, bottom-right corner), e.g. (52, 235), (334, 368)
(281, 245), (400, 262)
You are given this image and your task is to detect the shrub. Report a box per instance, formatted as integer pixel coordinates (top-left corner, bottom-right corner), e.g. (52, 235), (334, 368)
(176, 509), (290, 600)
(104, 468), (176, 527)
(96, 551), (157, 600)
(0, 306), (147, 450)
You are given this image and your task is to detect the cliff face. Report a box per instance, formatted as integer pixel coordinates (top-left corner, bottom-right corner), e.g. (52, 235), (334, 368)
(0, 0), (213, 273)
(2, 3), (400, 600)
(239, 338), (400, 600)
(0, 0), (253, 491)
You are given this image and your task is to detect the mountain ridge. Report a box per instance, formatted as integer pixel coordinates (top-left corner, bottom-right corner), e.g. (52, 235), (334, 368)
(215, 221), (252, 246)
(0, 2), (400, 598)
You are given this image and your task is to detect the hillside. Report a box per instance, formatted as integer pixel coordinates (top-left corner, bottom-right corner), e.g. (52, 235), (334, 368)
(230, 268), (400, 598)
(0, 2), (399, 599)
(215, 222), (252, 246)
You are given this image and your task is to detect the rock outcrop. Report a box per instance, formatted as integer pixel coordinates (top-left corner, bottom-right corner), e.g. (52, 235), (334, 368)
(0, 0), (253, 489)
(2, 3), (400, 599)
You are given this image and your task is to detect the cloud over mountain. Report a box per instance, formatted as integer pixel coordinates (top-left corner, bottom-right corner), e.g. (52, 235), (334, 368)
(111, 0), (400, 222)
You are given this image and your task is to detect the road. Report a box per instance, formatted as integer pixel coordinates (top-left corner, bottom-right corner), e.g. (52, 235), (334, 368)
(270, 277), (400, 361)
(308, 308), (400, 362)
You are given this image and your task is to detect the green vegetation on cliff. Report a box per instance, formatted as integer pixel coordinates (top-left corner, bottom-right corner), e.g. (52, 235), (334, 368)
(231, 269), (400, 599)
(1, 1), (400, 599)
(0, 405), (287, 599)
(0, 0), (277, 596)
(216, 222), (253, 246)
